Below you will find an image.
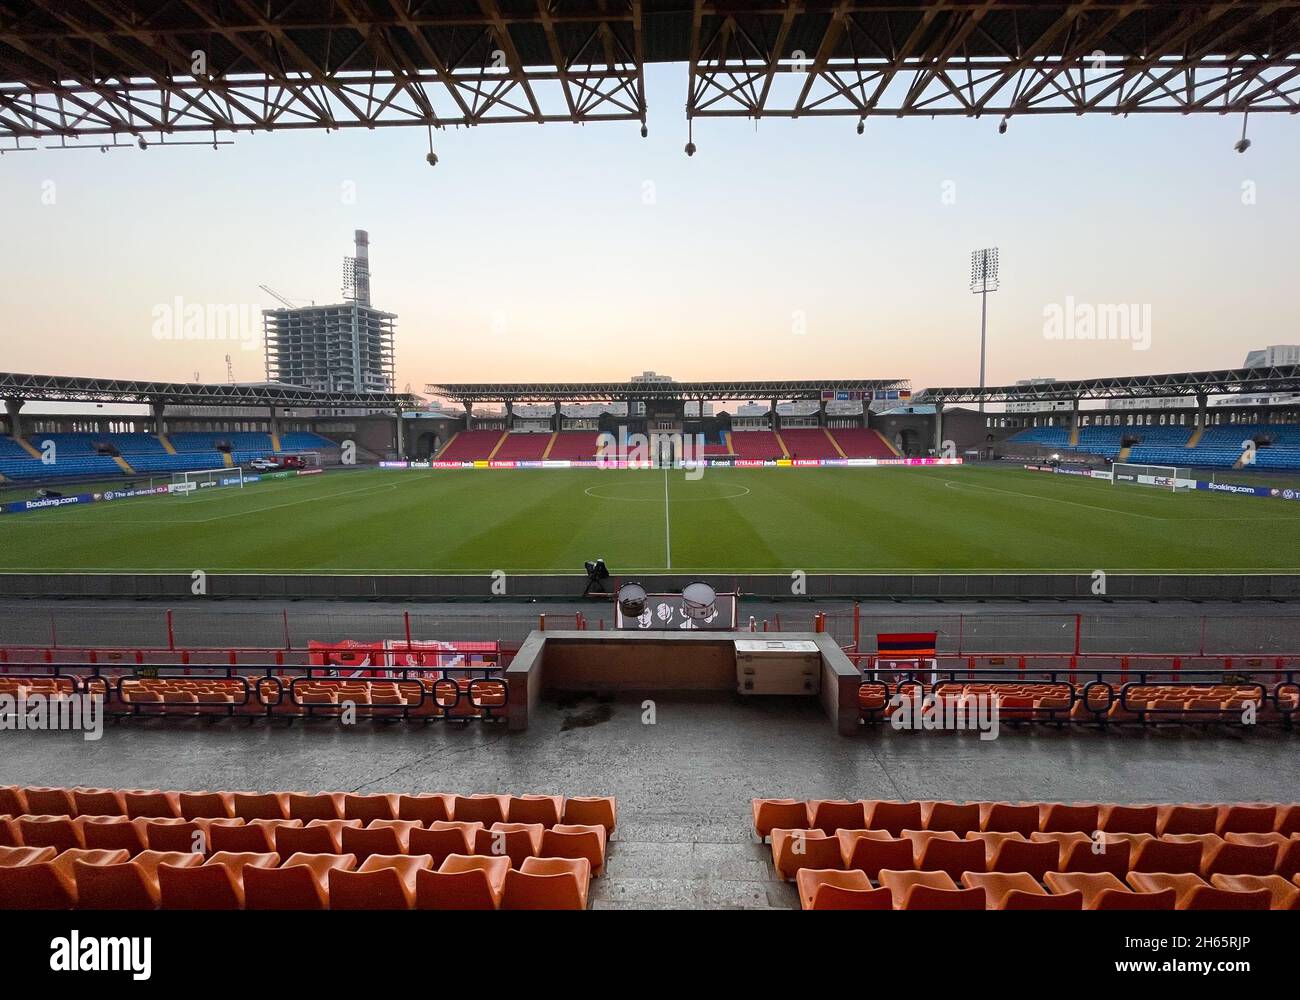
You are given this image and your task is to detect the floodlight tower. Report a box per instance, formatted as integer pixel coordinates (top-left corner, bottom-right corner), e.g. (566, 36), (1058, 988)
(969, 248), (1000, 414)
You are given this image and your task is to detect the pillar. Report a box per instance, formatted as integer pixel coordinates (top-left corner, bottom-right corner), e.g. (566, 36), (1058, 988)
(770, 399), (779, 431)
(553, 401), (562, 432)
(1196, 392), (1208, 429)
(4, 398), (23, 438)
(933, 402), (945, 456)
(463, 401), (473, 431)
(862, 402), (871, 429)
(505, 400), (514, 429)
(265, 405), (277, 442)
(394, 410), (405, 458)
(1068, 396), (1080, 444)
(818, 398), (827, 427)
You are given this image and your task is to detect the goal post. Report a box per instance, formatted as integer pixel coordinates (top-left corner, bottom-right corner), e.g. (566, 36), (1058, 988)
(170, 467), (243, 496)
(1111, 463), (1195, 492)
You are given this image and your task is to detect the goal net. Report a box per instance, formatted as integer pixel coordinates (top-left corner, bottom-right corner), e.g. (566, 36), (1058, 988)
(1111, 463), (1195, 492)
(170, 467), (243, 496)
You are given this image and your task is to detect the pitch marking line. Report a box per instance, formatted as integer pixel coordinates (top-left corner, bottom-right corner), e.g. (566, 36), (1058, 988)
(938, 478), (1163, 520)
(663, 466), (671, 570)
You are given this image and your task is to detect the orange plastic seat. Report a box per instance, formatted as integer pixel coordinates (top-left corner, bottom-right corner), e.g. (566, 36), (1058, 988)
(1210, 873), (1299, 910)
(1127, 871), (1271, 910)
(1131, 836), (1203, 874)
(837, 830), (914, 879)
(807, 800), (867, 835)
(0, 848), (129, 908)
(18, 815), (84, 853)
(0, 845), (57, 867)
(1226, 832), (1300, 879)
(74, 850), (202, 909)
(275, 818), (361, 856)
(342, 793), (399, 824)
(796, 869), (892, 910)
(1157, 804), (1218, 836)
(540, 824), (606, 873)
(72, 788), (127, 817)
(409, 821), (483, 868)
(1217, 805), (1277, 836)
(244, 852), (358, 910)
(0, 786), (29, 816)
(177, 791), (234, 819)
(342, 819), (422, 861)
(863, 800), (922, 836)
(231, 792), (289, 821)
(1044, 871), (1175, 910)
(979, 802), (1040, 836)
(416, 854), (511, 910)
(561, 796), (616, 834)
(985, 836), (1059, 880)
(209, 818), (301, 854)
(1098, 804), (1159, 835)
(23, 787), (76, 816)
(328, 854), (433, 909)
(1170, 833), (1277, 877)
(474, 822), (544, 868)
(961, 871), (1081, 910)
(911, 833), (986, 880)
(78, 816), (149, 855)
(1033, 832), (1130, 877)
(507, 795), (564, 828)
(397, 793), (453, 826)
(921, 801), (981, 837)
(878, 869), (985, 910)
(771, 828), (845, 880)
(1039, 803), (1099, 834)
(143, 817), (228, 854)
(286, 792), (345, 822)
(452, 794), (509, 826)
(502, 856), (590, 910)
(122, 790), (182, 819)
(158, 851), (279, 909)
(752, 799), (810, 839)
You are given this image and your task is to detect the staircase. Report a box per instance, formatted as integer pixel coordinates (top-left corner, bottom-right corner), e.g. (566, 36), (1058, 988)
(158, 433), (178, 455)
(222, 452), (234, 468)
(270, 429), (282, 453)
(875, 429), (902, 457)
(14, 437), (42, 459)
(485, 431), (509, 460)
(112, 455), (135, 474)
(774, 432), (790, 458)
(822, 428), (846, 458)
(541, 431), (558, 460)
(1187, 425), (1205, 448)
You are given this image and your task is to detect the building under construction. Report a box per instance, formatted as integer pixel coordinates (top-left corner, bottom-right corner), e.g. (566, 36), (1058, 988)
(262, 230), (396, 395)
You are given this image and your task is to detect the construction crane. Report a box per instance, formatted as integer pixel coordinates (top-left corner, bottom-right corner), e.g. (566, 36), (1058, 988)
(258, 284), (314, 308)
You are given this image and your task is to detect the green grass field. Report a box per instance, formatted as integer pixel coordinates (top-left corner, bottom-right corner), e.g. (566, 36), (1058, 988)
(2, 465), (1299, 574)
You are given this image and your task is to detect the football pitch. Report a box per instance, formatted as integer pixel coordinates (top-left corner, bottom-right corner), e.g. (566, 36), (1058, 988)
(2, 465), (1299, 575)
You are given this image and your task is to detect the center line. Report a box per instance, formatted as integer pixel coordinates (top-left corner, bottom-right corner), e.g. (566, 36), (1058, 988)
(663, 465), (672, 569)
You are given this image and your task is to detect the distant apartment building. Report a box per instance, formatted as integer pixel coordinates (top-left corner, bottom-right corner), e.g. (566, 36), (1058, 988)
(263, 230), (396, 396)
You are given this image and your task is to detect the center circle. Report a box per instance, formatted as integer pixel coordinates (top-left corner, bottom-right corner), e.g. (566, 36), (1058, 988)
(583, 480), (752, 503)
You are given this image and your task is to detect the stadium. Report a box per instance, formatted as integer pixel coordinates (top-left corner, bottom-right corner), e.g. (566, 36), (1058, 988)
(2, 0), (1299, 976)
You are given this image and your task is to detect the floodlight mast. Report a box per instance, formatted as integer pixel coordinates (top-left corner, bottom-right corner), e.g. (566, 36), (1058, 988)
(970, 248), (1001, 414)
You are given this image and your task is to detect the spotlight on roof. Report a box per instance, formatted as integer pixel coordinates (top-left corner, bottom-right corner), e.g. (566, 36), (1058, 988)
(684, 141), (696, 157)
(640, 123), (648, 138)
(137, 136), (147, 150)
(856, 118), (865, 135)
(425, 151), (439, 166)
(1234, 137), (1251, 154)
(998, 117), (1009, 135)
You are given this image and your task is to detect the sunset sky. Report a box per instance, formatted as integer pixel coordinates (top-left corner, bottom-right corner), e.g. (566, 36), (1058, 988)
(2, 63), (1297, 407)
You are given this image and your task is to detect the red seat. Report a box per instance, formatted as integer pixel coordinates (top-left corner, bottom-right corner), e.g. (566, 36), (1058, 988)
(1157, 804), (1218, 836)
(72, 788), (127, 817)
(286, 793), (344, 823)
(982, 835), (1059, 880)
(1127, 871), (1271, 910)
(502, 856), (590, 910)
(1039, 803), (1099, 834)
(0, 845), (57, 867)
(915, 836), (987, 881)
(961, 871), (1082, 910)
(863, 801), (922, 836)
(416, 854), (510, 910)
(540, 824), (606, 873)
(796, 869), (892, 910)
(473, 822), (544, 868)
(878, 869), (985, 910)
(230, 792), (289, 821)
(1216, 805), (1277, 836)
(18, 815), (83, 853)
(158, 851), (279, 909)
(78, 816), (149, 855)
(177, 791), (234, 819)
(979, 802), (1040, 836)
(1210, 874), (1299, 910)
(1131, 837), (1203, 874)
(752, 799), (810, 839)
(244, 852), (357, 910)
(122, 790), (182, 819)
(328, 854), (432, 909)
(342, 793), (399, 824)
(409, 821), (483, 868)
(275, 819), (361, 856)
(23, 787), (76, 816)
(1098, 804), (1159, 835)
(74, 850), (202, 909)
(452, 794), (508, 826)
(209, 819), (301, 854)
(506, 795), (563, 828)
(341, 820), (422, 861)
(806, 800), (867, 835)
(1043, 871), (1175, 910)
(0, 848), (129, 908)
(837, 830), (914, 879)
(397, 794), (453, 826)
(771, 829), (844, 880)
(561, 796), (616, 833)
(921, 801), (981, 837)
